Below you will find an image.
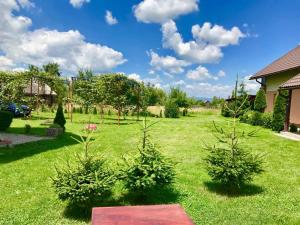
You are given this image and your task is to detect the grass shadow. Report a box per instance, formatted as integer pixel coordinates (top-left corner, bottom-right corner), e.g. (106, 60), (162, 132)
(62, 187), (180, 222)
(204, 181), (264, 197)
(0, 132), (80, 164)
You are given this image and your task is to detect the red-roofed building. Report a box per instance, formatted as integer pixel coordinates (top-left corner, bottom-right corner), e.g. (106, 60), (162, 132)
(250, 45), (300, 130)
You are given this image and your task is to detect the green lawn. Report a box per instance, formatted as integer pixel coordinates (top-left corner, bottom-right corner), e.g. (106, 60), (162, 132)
(0, 110), (299, 225)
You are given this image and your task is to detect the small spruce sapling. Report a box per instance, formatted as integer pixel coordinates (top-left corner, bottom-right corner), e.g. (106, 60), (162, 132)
(122, 117), (175, 194)
(53, 103), (66, 131)
(205, 78), (264, 191)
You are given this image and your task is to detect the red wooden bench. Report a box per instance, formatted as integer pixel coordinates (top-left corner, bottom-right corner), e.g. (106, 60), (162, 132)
(92, 204), (195, 225)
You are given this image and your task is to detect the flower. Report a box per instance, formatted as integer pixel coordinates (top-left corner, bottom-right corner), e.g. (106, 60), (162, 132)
(85, 124), (97, 132)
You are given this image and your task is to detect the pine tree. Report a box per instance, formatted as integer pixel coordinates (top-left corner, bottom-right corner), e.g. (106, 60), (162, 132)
(54, 103), (66, 131)
(254, 88), (267, 112)
(272, 91), (287, 132)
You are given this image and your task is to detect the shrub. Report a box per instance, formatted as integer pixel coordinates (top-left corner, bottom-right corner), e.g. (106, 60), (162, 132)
(53, 103), (66, 131)
(93, 107), (97, 115)
(24, 124), (31, 134)
(254, 89), (267, 112)
(206, 80), (264, 191)
(64, 108), (68, 114)
(0, 111), (13, 131)
(164, 100), (180, 118)
(206, 141), (264, 189)
(261, 112), (273, 129)
(159, 109), (163, 118)
(49, 123), (62, 129)
(182, 108), (188, 116)
(107, 109), (112, 116)
(290, 124), (298, 133)
(123, 118), (175, 193)
(79, 107), (83, 114)
(52, 132), (116, 207)
(272, 92), (287, 132)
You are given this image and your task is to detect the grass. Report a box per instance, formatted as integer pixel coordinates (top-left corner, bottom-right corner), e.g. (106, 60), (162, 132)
(0, 110), (300, 225)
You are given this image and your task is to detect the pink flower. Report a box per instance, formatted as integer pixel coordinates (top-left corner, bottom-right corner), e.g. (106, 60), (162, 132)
(85, 124), (97, 132)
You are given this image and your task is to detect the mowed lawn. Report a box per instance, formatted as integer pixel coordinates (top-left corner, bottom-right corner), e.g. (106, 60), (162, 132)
(0, 110), (300, 225)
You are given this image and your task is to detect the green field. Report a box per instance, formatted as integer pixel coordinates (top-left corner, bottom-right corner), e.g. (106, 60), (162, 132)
(1, 110), (299, 225)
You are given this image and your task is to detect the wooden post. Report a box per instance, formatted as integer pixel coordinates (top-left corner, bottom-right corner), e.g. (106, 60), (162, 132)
(284, 89), (292, 132)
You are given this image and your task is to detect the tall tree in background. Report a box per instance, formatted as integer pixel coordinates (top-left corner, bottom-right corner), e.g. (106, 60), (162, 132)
(254, 88), (267, 112)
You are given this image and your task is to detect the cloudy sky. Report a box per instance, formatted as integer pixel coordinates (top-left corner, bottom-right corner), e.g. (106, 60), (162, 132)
(1, 0), (300, 98)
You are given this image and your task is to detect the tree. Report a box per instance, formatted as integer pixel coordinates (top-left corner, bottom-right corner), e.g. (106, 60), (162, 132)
(43, 63), (61, 77)
(272, 91), (288, 132)
(101, 74), (134, 125)
(54, 103), (66, 130)
(205, 79), (264, 191)
(169, 87), (189, 108)
(254, 88), (267, 112)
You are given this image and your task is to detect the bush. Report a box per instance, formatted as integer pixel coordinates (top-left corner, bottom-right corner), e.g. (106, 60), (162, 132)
(93, 107), (97, 115)
(54, 103), (66, 131)
(24, 124), (31, 134)
(52, 155), (115, 207)
(123, 119), (175, 193)
(159, 109), (163, 118)
(254, 89), (267, 112)
(240, 111), (273, 129)
(272, 92), (287, 132)
(290, 124), (298, 133)
(79, 107), (83, 114)
(206, 80), (264, 191)
(52, 132), (116, 207)
(261, 112), (273, 129)
(0, 111), (13, 131)
(206, 144), (264, 189)
(164, 100), (180, 118)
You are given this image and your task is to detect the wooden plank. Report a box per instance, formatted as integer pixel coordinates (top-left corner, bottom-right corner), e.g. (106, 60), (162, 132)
(92, 204), (195, 225)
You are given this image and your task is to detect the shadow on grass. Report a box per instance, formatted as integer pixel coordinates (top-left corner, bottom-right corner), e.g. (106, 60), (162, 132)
(204, 181), (264, 197)
(63, 187), (180, 222)
(0, 132), (80, 164)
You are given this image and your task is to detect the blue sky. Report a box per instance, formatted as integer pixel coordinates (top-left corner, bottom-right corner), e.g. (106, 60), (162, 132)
(1, 0), (300, 98)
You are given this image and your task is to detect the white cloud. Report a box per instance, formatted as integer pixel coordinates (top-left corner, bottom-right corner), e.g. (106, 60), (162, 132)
(105, 10), (118, 25)
(0, 56), (15, 70)
(186, 66), (214, 80)
(173, 80), (185, 86)
(134, 0), (198, 24)
(185, 82), (233, 98)
(161, 20), (245, 64)
(192, 22), (245, 47)
(243, 75), (260, 94)
(128, 73), (142, 82)
(149, 50), (190, 74)
(217, 70), (226, 77)
(69, 0), (90, 8)
(0, 1), (126, 73)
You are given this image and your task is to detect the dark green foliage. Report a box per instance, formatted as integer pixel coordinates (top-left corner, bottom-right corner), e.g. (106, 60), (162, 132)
(290, 124), (298, 133)
(93, 107), (97, 115)
(52, 133), (116, 207)
(221, 102), (231, 117)
(84, 107), (89, 114)
(206, 142), (264, 189)
(123, 118), (175, 192)
(182, 108), (188, 116)
(54, 104), (66, 130)
(52, 155), (115, 207)
(0, 111), (13, 131)
(64, 108), (68, 114)
(107, 109), (112, 116)
(240, 111), (273, 129)
(79, 107), (83, 114)
(159, 109), (163, 118)
(272, 92), (287, 132)
(164, 100), (180, 118)
(24, 124), (31, 134)
(169, 87), (189, 108)
(72, 107), (76, 113)
(254, 89), (267, 112)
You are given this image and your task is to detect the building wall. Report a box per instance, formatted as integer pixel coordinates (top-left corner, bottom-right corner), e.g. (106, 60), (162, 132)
(290, 89), (300, 125)
(265, 91), (277, 112)
(264, 69), (300, 112)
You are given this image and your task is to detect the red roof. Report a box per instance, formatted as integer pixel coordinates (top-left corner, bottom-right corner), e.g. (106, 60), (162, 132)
(250, 45), (300, 79)
(280, 73), (300, 89)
